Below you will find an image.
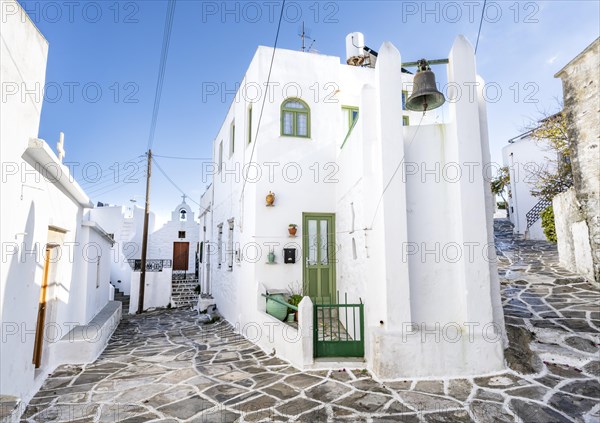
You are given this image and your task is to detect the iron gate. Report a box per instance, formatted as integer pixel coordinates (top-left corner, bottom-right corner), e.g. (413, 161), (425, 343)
(313, 301), (364, 358)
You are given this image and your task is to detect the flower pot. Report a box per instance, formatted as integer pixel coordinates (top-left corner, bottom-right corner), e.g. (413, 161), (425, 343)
(286, 313), (295, 322)
(266, 294), (288, 321)
(266, 191), (275, 206)
(288, 227), (297, 236)
(267, 251), (276, 263)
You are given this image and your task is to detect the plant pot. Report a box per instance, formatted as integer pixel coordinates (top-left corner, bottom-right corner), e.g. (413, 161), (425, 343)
(267, 251), (276, 263)
(266, 191), (275, 206)
(266, 294), (288, 321)
(288, 227), (297, 236)
(286, 313), (295, 322)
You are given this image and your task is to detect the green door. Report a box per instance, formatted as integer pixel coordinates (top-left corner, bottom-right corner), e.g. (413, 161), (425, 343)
(303, 213), (336, 304)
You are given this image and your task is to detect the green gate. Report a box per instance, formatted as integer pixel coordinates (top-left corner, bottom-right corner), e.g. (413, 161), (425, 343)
(313, 299), (364, 358)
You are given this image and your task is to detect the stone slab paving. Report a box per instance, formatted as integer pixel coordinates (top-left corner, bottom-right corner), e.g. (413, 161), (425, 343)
(20, 219), (599, 422)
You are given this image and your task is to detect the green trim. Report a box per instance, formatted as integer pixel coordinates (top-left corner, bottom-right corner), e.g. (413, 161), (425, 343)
(302, 212), (336, 304)
(402, 90), (408, 110)
(280, 98), (311, 138)
(402, 115), (410, 126)
(340, 116), (359, 150)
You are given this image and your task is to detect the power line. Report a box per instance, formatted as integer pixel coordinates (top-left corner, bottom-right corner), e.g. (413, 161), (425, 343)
(153, 154), (210, 161)
(152, 156), (205, 210)
(239, 0), (286, 200)
(475, 0), (487, 55)
(369, 113), (425, 230)
(147, 0), (177, 150)
(78, 154), (145, 187)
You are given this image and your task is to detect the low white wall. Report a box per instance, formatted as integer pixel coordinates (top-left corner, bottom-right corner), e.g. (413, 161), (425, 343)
(129, 268), (173, 313)
(239, 296), (313, 370)
(554, 189), (595, 282)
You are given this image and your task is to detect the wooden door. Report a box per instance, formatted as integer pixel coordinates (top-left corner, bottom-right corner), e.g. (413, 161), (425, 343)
(173, 242), (189, 271)
(33, 247), (52, 368)
(303, 213), (336, 304)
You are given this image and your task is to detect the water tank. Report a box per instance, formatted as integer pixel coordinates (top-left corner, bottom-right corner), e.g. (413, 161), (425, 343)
(346, 32), (365, 65)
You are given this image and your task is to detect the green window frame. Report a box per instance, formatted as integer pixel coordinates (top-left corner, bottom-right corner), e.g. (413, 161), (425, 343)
(281, 98), (310, 138)
(229, 121), (235, 157)
(402, 115), (410, 126)
(402, 90), (408, 109)
(342, 106), (359, 129)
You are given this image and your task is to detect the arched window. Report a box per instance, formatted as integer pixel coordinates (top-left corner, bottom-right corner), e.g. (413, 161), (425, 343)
(281, 98), (310, 138)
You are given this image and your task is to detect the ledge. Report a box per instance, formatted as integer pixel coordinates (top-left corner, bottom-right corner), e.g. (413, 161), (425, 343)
(52, 301), (122, 364)
(22, 138), (93, 208)
(82, 220), (115, 245)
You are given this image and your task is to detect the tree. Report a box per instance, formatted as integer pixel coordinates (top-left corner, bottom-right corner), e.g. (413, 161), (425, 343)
(491, 166), (510, 214)
(527, 111), (573, 200)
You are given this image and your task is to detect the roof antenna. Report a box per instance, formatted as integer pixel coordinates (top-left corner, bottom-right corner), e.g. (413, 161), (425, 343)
(298, 22), (315, 52)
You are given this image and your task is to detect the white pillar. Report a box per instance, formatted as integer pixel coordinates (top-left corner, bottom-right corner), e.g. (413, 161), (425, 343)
(298, 296), (313, 367)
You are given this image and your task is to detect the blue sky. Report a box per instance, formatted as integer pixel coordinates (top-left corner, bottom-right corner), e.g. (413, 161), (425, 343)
(22, 0), (599, 222)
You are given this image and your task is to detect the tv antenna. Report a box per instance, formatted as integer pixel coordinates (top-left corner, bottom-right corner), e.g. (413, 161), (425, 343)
(299, 22), (316, 52)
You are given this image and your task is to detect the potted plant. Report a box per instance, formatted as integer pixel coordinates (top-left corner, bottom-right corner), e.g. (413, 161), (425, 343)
(288, 294), (303, 321)
(287, 282), (303, 321)
(288, 224), (298, 236)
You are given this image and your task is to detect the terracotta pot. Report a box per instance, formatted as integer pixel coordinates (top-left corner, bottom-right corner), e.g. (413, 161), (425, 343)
(266, 191), (275, 206)
(288, 226), (297, 236)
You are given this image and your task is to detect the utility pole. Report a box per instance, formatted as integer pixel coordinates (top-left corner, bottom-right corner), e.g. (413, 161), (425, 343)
(137, 149), (152, 314)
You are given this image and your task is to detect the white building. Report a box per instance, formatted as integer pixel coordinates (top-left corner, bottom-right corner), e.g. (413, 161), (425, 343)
(0, 1), (120, 414)
(502, 130), (557, 240)
(89, 203), (156, 295)
(148, 197), (199, 275)
(199, 34), (505, 379)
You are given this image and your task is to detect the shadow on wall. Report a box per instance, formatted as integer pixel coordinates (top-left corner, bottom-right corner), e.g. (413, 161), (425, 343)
(0, 202), (40, 395)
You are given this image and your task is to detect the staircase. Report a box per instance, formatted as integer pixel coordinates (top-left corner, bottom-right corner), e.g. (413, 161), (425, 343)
(113, 288), (130, 313)
(525, 198), (552, 229)
(171, 277), (199, 308)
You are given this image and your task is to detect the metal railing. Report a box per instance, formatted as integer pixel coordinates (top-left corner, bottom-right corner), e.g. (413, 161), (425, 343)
(525, 198), (552, 229)
(128, 259), (172, 272)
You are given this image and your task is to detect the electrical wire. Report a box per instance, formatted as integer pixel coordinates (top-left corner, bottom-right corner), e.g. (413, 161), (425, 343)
(147, 0), (177, 150)
(153, 154), (211, 161)
(78, 154), (145, 187)
(368, 113), (426, 230)
(475, 0), (487, 55)
(152, 156), (207, 212)
(239, 0), (286, 200)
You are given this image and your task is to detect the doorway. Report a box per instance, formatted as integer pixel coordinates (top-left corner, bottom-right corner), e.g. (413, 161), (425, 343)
(173, 242), (189, 271)
(302, 213), (336, 304)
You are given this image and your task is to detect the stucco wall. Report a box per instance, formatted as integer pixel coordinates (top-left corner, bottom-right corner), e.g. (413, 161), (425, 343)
(553, 189), (595, 282)
(556, 38), (600, 282)
(502, 136), (556, 240)
(0, 1), (114, 405)
(202, 37), (505, 379)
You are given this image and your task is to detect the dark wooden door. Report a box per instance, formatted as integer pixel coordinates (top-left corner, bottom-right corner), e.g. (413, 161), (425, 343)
(173, 242), (189, 271)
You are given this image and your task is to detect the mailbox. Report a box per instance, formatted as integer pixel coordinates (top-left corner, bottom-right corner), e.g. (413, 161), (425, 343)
(283, 248), (296, 264)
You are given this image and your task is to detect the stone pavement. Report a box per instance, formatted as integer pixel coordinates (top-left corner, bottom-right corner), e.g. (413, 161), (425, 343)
(19, 219), (600, 422)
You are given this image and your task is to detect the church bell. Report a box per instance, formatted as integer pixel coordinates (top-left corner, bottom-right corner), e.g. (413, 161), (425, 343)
(405, 59), (445, 112)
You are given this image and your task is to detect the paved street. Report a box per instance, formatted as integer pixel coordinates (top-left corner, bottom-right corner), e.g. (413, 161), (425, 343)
(21, 220), (600, 422)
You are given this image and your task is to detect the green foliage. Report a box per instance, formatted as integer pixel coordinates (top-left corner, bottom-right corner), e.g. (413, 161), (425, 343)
(497, 201), (507, 210)
(288, 294), (303, 307)
(491, 166), (511, 215)
(529, 112), (573, 200)
(541, 206), (557, 243)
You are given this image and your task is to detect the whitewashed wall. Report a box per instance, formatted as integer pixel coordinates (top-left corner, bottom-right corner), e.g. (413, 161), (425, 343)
(149, 201), (199, 272)
(203, 37), (505, 378)
(502, 135), (556, 240)
(0, 1), (115, 405)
